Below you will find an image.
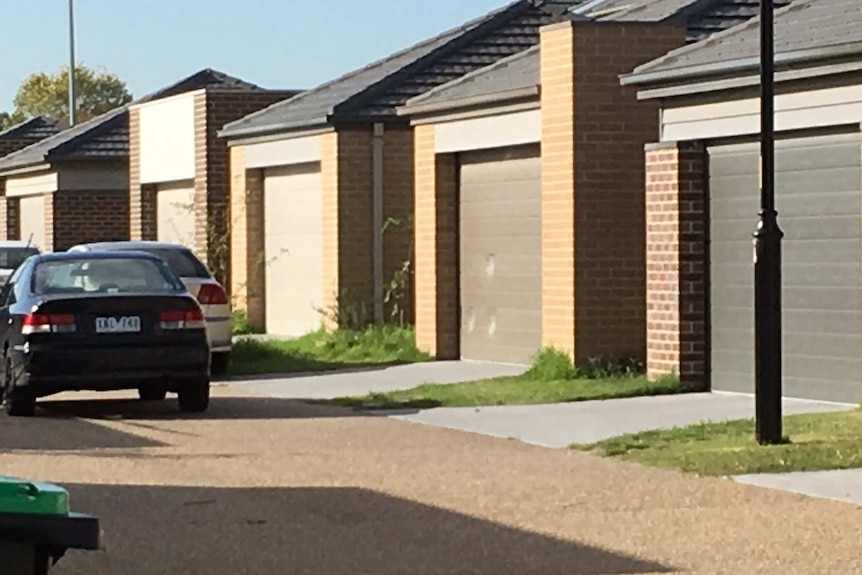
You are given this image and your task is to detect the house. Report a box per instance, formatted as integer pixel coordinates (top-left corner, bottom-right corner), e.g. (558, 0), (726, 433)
(622, 0), (862, 403)
(0, 107), (130, 251)
(0, 117), (65, 159)
(127, 69), (300, 283)
(396, 0), (788, 365)
(219, 0), (606, 338)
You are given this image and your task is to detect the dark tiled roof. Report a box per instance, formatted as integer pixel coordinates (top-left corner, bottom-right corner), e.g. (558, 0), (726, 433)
(626, 0), (862, 83)
(403, 46), (540, 110)
(0, 107), (128, 173)
(220, 0), (590, 139)
(0, 117), (66, 141)
(595, 0), (792, 43)
(136, 68), (268, 103)
(402, 0), (785, 110)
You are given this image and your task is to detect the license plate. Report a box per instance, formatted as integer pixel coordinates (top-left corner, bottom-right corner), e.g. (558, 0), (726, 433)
(95, 316), (141, 334)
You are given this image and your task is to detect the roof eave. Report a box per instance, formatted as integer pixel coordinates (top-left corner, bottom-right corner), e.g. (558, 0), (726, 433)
(622, 40), (862, 88)
(397, 86), (540, 117)
(218, 116), (332, 141)
(0, 161), (53, 178)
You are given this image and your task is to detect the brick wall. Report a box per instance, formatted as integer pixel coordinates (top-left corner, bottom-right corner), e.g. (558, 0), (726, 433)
(5, 197), (19, 240)
(413, 124), (459, 358)
(381, 127), (415, 326)
(228, 145), (266, 327)
(194, 90), (296, 286)
(539, 20), (686, 365)
(43, 193), (54, 252)
(52, 189), (130, 251)
(645, 141), (708, 390)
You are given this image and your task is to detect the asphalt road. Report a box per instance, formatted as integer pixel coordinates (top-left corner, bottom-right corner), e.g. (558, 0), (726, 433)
(2, 385), (862, 575)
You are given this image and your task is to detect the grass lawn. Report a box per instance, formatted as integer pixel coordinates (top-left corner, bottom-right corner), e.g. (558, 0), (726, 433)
(329, 373), (682, 410)
(228, 326), (431, 376)
(573, 409), (862, 476)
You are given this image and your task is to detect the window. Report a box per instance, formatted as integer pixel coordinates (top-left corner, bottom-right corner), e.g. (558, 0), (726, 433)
(32, 258), (186, 295)
(0, 247), (39, 270)
(133, 248), (211, 279)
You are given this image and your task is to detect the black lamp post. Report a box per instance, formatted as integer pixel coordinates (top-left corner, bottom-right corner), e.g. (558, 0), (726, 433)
(753, 0), (783, 445)
(68, 0), (77, 126)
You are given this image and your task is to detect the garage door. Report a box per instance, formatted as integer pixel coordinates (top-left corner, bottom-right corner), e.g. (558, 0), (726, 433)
(263, 163), (323, 337)
(157, 183), (195, 247)
(709, 132), (862, 403)
(19, 195), (46, 250)
(459, 145), (541, 364)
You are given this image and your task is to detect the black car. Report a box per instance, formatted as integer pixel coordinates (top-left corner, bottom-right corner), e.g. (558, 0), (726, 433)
(0, 251), (211, 416)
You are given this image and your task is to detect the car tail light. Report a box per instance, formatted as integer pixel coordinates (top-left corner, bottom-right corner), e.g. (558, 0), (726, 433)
(22, 313), (77, 335)
(159, 309), (205, 330)
(197, 284), (227, 305)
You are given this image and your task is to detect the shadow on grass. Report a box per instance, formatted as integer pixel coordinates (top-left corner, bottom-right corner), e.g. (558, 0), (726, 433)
(57, 484), (675, 575)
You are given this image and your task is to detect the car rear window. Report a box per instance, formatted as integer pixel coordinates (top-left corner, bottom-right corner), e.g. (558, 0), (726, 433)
(0, 247), (39, 270)
(135, 248), (212, 279)
(32, 257), (186, 295)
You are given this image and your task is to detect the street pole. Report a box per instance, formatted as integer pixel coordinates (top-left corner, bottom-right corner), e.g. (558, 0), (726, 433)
(68, 0), (77, 126)
(753, 0), (783, 445)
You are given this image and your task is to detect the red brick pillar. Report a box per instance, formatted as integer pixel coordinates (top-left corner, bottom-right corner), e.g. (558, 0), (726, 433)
(645, 141), (708, 390)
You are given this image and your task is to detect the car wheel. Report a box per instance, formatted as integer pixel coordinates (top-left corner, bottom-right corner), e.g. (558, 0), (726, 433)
(3, 359), (35, 417)
(210, 352), (230, 377)
(138, 387), (168, 402)
(177, 378), (210, 413)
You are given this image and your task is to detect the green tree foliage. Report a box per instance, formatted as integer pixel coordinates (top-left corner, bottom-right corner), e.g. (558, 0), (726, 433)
(2, 63), (132, 128)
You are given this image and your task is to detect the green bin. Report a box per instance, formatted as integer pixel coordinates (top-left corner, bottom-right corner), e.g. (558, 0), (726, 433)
(0, 476), (101, 574)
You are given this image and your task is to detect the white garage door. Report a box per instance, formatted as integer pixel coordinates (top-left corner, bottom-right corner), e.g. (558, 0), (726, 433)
(263, 163), (323, 337)
(459, 145), (542, 364)
(157, 183), (195, 247)
(19, 195), (47, 250)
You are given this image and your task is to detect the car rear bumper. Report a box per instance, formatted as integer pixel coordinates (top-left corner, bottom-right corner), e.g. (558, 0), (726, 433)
(204, 314), (232, 353)
(11, 343), (209, 397)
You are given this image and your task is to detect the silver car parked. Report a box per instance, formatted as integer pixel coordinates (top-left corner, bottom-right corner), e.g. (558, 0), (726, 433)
(67, 241), (232, 375)
(0, 240), (41, 285)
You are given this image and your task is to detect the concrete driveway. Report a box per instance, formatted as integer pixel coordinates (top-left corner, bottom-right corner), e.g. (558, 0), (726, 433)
(3, 385), (862, 574)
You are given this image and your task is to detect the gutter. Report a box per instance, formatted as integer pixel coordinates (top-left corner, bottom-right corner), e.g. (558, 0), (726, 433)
(372, 123), (385, 325)
(397, 86), (539, 117)
(217, 115), (331, 141)
(622, 40), (862, 87)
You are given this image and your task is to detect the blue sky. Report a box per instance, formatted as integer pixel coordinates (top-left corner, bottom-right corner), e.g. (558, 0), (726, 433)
(1, 0), (505, 112)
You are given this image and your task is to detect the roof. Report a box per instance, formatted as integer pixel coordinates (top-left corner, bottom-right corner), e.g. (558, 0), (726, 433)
(0, 117), (65, 142)
(70, 241), (191, 251)
(0, 68), (294, 174)
(220, 0), (590, 139)
(624, 0), (862, 85)
(0, 240), (41, 249)
(401, 0), (786, 112)
(36, 250), (164, 263)
(0, 106), (129, 173)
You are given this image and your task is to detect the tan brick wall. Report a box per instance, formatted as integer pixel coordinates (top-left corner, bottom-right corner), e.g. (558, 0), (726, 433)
(413, 124), (459, 358)
(320, 131), (339, 326)
(128, 107), (157, 241)
(645, 141), (708, 390)
(43, 193), (54, 252)
(52, 189), (130, 251)
(228, 145), (266, 327)
(539, 21), (686, 365)
(539, 23), (577, 356)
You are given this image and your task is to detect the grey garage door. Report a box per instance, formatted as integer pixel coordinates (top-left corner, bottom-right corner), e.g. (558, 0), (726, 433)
(709, 132), (862, 403)
(459, 144), (541, 365)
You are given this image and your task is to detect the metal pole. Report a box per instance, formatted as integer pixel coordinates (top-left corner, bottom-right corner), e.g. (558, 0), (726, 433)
(753, 0), (783, 445)
(68, 0), (77, 126)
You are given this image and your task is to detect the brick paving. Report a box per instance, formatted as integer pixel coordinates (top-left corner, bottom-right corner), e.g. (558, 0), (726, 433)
(1, 386), (860, 574)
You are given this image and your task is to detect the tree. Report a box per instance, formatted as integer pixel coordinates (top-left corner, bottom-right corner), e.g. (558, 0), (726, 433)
(3, 63), (132, 128)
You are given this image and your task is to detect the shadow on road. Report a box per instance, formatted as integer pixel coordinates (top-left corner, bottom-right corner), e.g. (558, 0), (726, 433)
(56, 484), (674, 575)
(0, 414), (165, 452)
(33, 393), (424, 422)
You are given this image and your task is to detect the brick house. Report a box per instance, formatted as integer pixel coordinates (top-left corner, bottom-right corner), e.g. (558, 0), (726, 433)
(127, 69), (300, 282)
(396, 0), (784, 365)
(0, 117), (65, 159)
(624, 0), (862, 403)
(219, 0), (608, 338)
(0, 107), (131, 251)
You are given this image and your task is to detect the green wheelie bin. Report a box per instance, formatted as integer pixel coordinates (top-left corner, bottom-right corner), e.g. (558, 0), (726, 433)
(0, 476), (101, 574)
